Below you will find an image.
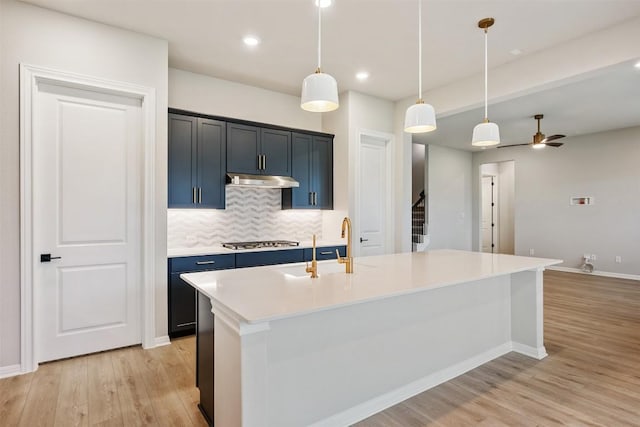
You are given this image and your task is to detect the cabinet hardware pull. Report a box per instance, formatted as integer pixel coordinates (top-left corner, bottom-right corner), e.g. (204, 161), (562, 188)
(177, 322), (196, 328)
(257, 155), (261, 170)
(198, 187), (202, 203)
(192, 187), (197, 204)
(309, 192), (313, 205)
(313, 192), (318, 206)
(196, 260), (216, 265)
(320, 251), (333, 255)
(262, 155), (266, 170)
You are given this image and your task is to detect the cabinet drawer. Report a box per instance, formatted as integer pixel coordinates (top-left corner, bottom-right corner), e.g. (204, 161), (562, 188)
(304, 245), (346, 261)
(236, 249), (304, 268)
(169, 254), (236, 273)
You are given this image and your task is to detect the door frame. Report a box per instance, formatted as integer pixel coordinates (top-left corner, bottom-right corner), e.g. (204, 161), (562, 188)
(19, 64), (157, 373)
(353, 128), (395, 257)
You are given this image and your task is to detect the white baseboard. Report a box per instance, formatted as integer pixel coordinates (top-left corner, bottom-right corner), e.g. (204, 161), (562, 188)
(310, 342), (513, 427)
(547, 266), (640, 281)
(0, 364), (23, 379)
(146, 335), (170, 349)
(511, 342), (547, 360)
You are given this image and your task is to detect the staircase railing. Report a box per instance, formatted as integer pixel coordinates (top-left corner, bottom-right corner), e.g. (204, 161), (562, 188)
(412, 190), (426, 244)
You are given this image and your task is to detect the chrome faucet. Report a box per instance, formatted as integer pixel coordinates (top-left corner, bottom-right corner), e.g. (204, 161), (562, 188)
(336, 217), (354, 273)
(306, 234), (318, 278)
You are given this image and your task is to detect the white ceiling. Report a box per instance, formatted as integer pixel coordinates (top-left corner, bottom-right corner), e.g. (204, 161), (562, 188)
(21, 0), (640, 150)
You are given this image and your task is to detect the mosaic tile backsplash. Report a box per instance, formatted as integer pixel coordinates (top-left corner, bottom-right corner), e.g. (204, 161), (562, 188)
(168, 187), (323, 248)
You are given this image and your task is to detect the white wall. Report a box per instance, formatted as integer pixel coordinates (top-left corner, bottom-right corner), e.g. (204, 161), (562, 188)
(0, 0), (168, 368)
(169, 68), (321, 132)
(473, 126), (640, 275)
(427, 145), (473, 250)
(412, 144), (425, 204)
(324, 91), (397, 254)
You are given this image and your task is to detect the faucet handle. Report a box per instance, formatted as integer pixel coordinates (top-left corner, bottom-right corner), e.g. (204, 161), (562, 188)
(336, 249), (344, 264)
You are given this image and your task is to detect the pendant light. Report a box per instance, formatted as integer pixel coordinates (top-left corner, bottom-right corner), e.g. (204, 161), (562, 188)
(404, 0), (436, 133)
(471, 18), (500, 147)
(301, 1), (339, 112)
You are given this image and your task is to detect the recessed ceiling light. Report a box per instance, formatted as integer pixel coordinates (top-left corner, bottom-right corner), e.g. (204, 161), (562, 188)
(315, 0), (332, 8)
(243, 36), (260, 47)
(634, 60), (640, 69)
(356, 71), (369, 81)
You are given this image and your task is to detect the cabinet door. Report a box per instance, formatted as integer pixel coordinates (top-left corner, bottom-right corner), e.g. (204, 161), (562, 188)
(168, 114), (197, 208)
(261, 128), (291, 176)
(227, 123), (260, 174)
(304, 245), (346, 261)
(283, 132), (313, 208)
(197, 291), (214, 425)
(169, 273), (196, 336)
(197, 118), (226, 209)
(235, 249), (305, 268)
(312, 136), (334, 209)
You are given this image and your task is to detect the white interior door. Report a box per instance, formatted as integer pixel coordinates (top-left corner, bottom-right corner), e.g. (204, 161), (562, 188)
(481, 176), (498, 253)
(33, 81), (143, 362)
(358, 136), (388, 257)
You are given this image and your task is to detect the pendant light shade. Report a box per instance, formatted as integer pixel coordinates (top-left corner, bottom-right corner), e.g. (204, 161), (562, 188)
(405, 101), (436, 133)
(301, 70), (339, 112)
(404, 0), (436, 133)
(472, 18), (499, 147)
(301, 1), (339, 112)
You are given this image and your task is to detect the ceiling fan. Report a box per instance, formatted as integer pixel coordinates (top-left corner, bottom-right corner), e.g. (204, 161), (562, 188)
(498, 114), (565, 149)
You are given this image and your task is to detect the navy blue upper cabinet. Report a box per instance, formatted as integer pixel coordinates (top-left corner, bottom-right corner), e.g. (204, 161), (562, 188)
(282, 133), (333, 209)
(168, 113), (226, 209)
(227, 124), (291, 176)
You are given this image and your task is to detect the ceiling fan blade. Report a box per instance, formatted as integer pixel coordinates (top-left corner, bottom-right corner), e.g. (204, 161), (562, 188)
(541, 134), (566, 143)
(496, 143), (532, 149)
(546, 142), (564, 147)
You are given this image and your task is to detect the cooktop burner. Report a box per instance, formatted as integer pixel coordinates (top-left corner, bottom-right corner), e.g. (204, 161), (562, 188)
(221, 240), (300, 250)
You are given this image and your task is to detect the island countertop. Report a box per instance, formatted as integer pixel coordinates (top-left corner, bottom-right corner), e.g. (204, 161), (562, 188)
(180, 249), (562, 324)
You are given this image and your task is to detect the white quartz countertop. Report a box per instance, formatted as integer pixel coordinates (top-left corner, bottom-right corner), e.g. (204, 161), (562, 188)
(168, 239), (347, 258)
(180, 249), (562, 324)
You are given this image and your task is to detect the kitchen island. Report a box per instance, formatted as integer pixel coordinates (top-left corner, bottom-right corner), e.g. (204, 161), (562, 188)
(181, 249), (561, 427)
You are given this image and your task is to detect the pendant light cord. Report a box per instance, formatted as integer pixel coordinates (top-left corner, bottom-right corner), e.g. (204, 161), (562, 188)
(418, 0), (422, 100)
(317, 4), (322, 71)
(484, 27), (488, 120)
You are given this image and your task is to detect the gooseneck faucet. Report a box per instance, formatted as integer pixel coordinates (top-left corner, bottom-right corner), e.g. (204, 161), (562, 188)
(337, 217), (354, 273)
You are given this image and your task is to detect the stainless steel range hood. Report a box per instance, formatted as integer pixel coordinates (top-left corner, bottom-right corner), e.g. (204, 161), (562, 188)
(226, 173), (300, 189)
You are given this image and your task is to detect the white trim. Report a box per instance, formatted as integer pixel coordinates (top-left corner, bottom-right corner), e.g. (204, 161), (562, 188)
(310, 342), (513, 427)
(154, 336), (171, 347)
(511, 342), (547, 359)
(353, 128), (395, 257)
(0, 364), (23, 379)
(211, 299), (271, 336)
(547, 266), (640, 281)
(19, 64), (157, 372)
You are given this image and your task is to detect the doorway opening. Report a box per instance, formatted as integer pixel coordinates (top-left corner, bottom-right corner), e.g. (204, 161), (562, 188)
(480, 161), (515, 254)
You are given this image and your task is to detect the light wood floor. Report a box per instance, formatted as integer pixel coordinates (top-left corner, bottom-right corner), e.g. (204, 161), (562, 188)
(1, 271), (638, 426)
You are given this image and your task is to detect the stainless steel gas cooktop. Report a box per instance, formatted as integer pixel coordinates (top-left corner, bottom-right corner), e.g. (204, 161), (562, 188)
(221, 240), (300, 250)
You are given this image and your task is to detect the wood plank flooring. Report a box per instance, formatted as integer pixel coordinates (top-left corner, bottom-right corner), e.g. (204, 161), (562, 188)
(1, 271), (638, 426)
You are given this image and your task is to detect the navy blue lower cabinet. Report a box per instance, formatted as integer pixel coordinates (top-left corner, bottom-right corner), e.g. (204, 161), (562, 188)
(304, 245), (346, 261)
(168, 254), (235, 337)
(235, 249), (305, 268)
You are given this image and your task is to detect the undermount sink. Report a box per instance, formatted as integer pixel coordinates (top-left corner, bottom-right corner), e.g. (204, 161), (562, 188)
(276, 260), (371, 278)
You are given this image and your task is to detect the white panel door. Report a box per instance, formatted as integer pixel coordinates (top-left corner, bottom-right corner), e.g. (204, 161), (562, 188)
(358, 137), (387, 256)
(33, 82), (142, 362)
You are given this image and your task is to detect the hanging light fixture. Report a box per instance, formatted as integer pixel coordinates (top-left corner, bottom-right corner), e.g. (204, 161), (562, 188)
(404, 0), (436, 133)
(301, 0), (339, 112)
(472, 18), (500, 147)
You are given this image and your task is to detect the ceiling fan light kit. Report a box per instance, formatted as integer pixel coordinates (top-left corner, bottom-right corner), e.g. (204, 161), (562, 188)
(404, 0), (437, 134)
(472, 17), (500, 147)
(301, 0), (339, 112)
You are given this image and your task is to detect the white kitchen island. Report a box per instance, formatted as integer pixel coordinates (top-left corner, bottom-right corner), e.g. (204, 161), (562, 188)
(181, 249), (561, 427)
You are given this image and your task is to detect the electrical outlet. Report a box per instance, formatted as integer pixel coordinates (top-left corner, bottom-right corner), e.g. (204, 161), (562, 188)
(615, 256), (622, 263)
(583, 253), (591, 261)
(529, 248), (535, 256)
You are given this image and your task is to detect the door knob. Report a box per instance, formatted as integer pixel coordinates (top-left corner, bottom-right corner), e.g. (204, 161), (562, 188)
(40, 254), (62, 262)
(360, 237), (369, 243)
